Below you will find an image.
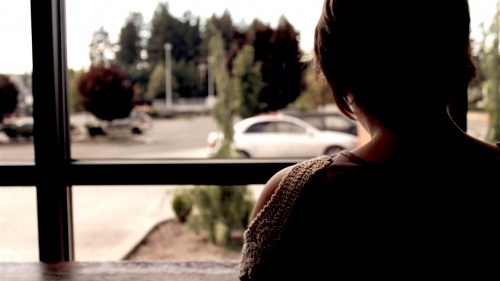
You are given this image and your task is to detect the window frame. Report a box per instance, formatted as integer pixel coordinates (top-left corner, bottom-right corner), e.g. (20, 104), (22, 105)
(0, 0), (299, 262)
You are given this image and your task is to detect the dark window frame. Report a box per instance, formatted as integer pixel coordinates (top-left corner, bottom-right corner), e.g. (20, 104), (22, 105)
(0, 0), (299, 262)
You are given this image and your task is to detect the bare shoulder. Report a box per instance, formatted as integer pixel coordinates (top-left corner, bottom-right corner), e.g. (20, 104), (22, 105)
(467, 136), (500, 160)
(249, 165), (294, 221)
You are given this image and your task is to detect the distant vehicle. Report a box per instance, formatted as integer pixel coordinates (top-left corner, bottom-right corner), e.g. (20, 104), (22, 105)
(1, 117), (34, 140)
(278, 110), (358, 136)
(109, 111), (153, 135)
(207, 113), (359, 158)
(87, 112), (153, 136)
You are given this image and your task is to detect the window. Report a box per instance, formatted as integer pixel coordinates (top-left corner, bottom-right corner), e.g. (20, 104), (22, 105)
(0, 0), (491, 263)
(246, 122), (276, 133)
(0, 0), (300, 262)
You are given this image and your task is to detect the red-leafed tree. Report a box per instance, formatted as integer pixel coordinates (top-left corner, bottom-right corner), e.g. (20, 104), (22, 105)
(76, 64), (135, 122)
(0, 74), (19, 124)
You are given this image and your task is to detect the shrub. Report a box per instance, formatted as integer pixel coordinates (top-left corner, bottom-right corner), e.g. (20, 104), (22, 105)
(171, 189), (193, 223)
(189, 185), (254, 248)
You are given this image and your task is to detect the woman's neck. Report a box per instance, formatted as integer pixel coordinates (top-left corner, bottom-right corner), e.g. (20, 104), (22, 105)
(351, 107), (468, 165)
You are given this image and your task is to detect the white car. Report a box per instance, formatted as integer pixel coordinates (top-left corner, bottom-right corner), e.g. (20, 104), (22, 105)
(207, 113), (359, 158)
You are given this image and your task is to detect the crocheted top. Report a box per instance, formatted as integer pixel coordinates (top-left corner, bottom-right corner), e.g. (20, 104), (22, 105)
(238, 155), (333, 281)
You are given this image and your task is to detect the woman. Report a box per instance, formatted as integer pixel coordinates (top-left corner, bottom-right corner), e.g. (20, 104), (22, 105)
(239, 1), (500, 280)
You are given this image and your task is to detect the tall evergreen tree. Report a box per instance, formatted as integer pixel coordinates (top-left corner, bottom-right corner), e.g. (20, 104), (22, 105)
(115, 12), (144, 72)
(201, 10), (235, 56)
(146, 3), (202, 65)
(145, 62), (166, 101)
(209, 22), (237, 158)
(231, 45), (264, 119)
(252, 16), (306, 112)
(146, 2), (202, 99)
(89, 27), (114, 66)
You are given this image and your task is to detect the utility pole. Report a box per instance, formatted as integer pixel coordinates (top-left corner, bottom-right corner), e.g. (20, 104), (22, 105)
(164, 43), (173, 109)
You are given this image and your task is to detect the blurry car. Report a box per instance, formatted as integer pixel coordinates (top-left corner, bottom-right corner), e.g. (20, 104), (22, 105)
(88, 111), (153, 136)
(207, 113), (359, 158)
(110, 111), (153, 135)
(1, 117), (34, 140)
(278, 110), (358, 136)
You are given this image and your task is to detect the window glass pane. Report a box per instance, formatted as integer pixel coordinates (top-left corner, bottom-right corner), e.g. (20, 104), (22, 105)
(72, 184), (264, 261)
(0, 187), (38, 261)
(63, 1), (494, 160)
(0, 0), (34, 163)
(64, 0), (333, 160)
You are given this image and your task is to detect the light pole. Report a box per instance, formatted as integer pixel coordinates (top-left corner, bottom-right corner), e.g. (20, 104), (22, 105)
(164, 43), (173, 109)
(197, 63), (207, 89)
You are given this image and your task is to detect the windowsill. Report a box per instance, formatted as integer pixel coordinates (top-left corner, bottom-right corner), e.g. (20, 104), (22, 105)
(0, 260), (240, 281)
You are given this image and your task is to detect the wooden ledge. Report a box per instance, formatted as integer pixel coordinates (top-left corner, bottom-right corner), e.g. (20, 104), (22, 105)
(0, 261), (240, 281)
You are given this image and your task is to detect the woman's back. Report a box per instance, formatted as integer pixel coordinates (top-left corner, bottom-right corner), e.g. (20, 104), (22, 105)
(240, 149), (499, 280)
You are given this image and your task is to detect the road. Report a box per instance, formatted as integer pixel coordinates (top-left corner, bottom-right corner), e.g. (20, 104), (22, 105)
(0, 113), (220, 161)
(0, 111), (491, 161)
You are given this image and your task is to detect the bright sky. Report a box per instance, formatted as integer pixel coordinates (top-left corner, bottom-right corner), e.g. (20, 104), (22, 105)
(0, 0), (498, 74)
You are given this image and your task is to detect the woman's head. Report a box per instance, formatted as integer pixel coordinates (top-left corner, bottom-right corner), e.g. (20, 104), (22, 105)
(309, 0), (476, 124)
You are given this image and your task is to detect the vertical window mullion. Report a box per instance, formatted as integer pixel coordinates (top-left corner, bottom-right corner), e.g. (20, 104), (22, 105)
(30, 0), (74, 262)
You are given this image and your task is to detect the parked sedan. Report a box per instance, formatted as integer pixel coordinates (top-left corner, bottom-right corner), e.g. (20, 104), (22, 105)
(207, 113), (359, 158)
(278, 110), (358, 136)
(1, 117), (34, 140)
(109, 111), (153, 135)
(86, 111), (153, 136)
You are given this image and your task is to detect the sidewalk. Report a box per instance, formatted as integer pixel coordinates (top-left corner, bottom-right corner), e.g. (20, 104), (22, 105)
(0, 184), (264, 262)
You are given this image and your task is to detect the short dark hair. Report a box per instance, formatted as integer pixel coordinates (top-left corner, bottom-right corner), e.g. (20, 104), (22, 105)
(308, 0), (477, 123)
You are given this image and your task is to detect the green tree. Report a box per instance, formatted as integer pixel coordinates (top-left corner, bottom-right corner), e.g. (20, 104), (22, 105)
(185, 25), (254, 249)
(173, 59), (201, 98)
(145, 61), (181, 102)
(292, 63), (333, 111)
(189, 185), (254, 247)
(115, 12), (144, 72)
(479, 2), (500, 143)
(89, 27), (114, 66)
(209, 23), (238, 158)
(146, 3), (201, 65)
(145, 62), (166, 101)
(201, 10), (235, 58)
(252, 16), (306, 112)
(68, 68), (85, 114)
(231, 45), (264, 119)
(0, 74), (19, 124)
(146, 3), (202, 99)
(76, 64), (135, 122)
